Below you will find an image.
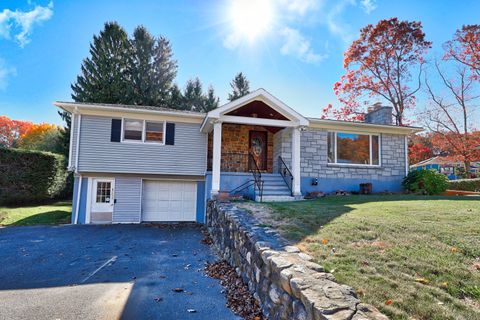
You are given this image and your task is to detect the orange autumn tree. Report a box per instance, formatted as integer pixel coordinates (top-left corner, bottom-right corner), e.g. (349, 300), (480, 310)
(444, 24), (480, 80)
(326, 18), (431, 125)
(408, 133), (435, 164)
(0, 116), (33, 148)
(18, 123), (63, 153)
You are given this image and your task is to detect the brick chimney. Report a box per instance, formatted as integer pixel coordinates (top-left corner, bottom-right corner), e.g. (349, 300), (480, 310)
(364, 103), (393, 125)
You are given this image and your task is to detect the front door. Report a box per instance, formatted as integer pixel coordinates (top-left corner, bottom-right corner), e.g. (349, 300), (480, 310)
(249, 131), (268, 171)
(91, 178), (115, 214)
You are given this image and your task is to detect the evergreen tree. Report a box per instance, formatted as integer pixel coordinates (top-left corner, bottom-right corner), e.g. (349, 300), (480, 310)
(168, 84), (184, 109)
(153, 36), (177, 107)
(129, 26), (156, 105)
(204, 86), (219, 112)
(129, 26), (177, 106)
(183, 78), (205, 112)
(182, 78), (219, 112)
(228, 72), (250, 101)
(71, 22), (132, 104)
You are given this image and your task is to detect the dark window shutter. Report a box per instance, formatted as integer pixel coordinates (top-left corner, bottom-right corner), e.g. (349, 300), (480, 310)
(111, 119), (122, 142)
(165, 122), (175, 145)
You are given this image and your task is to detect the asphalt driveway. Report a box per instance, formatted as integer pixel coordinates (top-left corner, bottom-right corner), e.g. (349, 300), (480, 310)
(0, 224), (240, 320)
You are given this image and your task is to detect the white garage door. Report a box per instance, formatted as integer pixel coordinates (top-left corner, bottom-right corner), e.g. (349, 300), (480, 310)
(142, 180), (197, 222)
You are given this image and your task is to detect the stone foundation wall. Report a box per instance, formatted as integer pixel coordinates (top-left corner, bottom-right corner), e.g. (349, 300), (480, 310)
(206, 201), (388, 320)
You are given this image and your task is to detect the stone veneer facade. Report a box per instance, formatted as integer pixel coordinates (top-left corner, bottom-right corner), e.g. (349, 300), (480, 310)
(273, 127), (407, 193)
(207, 201), (388, 320)
(207, 123), (274, 173)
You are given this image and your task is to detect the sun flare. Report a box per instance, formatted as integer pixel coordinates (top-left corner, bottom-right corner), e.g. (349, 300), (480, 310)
(229, 0), (274, 42)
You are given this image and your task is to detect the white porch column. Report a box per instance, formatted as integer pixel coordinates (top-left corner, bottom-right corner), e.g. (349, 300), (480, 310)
(291, 126), (301, 196)
(211, 121), (222, 196)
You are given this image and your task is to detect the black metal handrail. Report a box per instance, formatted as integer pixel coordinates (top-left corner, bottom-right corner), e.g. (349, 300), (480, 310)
(278, 156), (293, 196)
(229, 179), (255, 197)
(249, 152), (264, 202)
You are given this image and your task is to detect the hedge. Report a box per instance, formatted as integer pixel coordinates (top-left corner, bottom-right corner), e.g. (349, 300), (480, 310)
(0, 148), (71, 205)
(448, 178), (480, 192)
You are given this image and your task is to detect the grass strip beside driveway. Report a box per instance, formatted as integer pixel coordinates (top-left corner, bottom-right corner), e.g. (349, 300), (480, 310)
(0, 201), (71, 226)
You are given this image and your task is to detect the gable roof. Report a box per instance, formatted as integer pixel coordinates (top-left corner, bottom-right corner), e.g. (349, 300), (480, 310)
(201, 88), (309, 132)
(54, 88), (423, 134)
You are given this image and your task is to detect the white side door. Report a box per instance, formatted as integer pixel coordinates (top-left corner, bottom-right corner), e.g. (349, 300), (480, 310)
(91, 178), (115, 213)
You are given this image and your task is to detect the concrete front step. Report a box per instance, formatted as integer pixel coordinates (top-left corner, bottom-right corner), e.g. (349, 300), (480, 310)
(255, 195), (297, 202)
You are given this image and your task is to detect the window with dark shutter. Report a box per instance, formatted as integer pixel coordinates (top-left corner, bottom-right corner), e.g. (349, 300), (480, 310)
(111, 119), (122, 142)
(165, 123), (175, 145)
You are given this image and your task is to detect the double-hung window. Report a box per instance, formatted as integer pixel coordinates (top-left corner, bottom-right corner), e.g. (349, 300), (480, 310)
(327, 132), (380, 166)
(122, 119), (165, 144)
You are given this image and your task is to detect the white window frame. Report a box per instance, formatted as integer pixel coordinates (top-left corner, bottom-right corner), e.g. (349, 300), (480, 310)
(121, 118), (166, 145)
(328, 131), (382, 167)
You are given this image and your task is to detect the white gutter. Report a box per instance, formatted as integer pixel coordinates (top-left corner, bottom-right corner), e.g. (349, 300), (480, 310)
(53, 102), (205, 119)
(67, 113), (75, 169)
(75, 114), (81, 173)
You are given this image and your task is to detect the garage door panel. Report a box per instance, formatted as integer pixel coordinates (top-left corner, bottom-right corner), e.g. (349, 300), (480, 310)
(142, 180), (197, 222)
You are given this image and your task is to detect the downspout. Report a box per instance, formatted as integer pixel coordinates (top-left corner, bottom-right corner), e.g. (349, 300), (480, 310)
(74, 112), (82, 224)
(404, 136), (409, 176)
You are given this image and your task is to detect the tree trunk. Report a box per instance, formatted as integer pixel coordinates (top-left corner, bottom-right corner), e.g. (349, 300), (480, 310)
(464, 161), (471, 179)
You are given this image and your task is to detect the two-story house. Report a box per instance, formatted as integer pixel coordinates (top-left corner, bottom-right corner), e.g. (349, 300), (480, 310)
(55, 89), (422, 224)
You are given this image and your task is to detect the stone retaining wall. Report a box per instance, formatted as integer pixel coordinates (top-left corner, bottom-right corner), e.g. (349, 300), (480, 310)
(206, 200), (388, 320)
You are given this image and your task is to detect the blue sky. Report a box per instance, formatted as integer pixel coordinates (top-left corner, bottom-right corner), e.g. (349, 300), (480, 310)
(0, 0), (479, 125)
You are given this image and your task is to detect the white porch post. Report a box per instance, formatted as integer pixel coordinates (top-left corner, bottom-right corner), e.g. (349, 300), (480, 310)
(291, 127), (301, 196)
(211, 121), (222, 196)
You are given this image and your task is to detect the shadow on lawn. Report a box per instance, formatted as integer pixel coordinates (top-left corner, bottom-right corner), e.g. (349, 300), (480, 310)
(1, 210), (71, 226)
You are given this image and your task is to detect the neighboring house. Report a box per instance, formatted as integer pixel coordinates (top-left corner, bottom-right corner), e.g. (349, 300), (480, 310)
(410, 156), (479, 180)
(55, 89), (421, 225)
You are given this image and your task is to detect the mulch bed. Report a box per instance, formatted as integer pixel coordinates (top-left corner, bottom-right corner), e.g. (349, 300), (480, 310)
(205, 260), (264, 320)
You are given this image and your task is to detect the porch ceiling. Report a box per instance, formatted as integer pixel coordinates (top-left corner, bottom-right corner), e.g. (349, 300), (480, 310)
(200, 88), (309, 133)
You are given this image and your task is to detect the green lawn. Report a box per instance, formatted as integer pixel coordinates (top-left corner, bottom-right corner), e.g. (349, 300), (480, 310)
(0, 201), (72, 226)
(257, 195), (480, 320)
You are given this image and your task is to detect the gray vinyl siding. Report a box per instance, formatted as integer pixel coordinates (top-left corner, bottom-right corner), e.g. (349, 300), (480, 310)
(113, 177), (142, 223)
(77, 115), (207, 175)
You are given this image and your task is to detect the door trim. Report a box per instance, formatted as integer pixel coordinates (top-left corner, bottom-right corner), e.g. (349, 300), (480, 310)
(87, 177), (115, 224)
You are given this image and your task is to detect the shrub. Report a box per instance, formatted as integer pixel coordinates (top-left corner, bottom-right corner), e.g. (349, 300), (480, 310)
(448, 178), (480, 192)
(403, 169), (449, 195)
(0, 148), (70, 205)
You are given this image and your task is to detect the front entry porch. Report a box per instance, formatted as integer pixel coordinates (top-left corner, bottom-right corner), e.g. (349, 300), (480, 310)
(201, 89), (310, 201)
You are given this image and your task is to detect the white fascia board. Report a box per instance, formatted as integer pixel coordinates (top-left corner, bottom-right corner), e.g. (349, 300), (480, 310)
(308, 118), (423, 135)
(53, 102), (205, 120)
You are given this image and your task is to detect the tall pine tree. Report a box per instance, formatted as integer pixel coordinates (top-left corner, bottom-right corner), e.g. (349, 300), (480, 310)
(71, 22), (132, 104)
(182, 78), (219, 112)
(228, 72), (250, 101)
(204, 86), (219, 111)
(183, 78), (205, 112)
(129, 26), (177, 106)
